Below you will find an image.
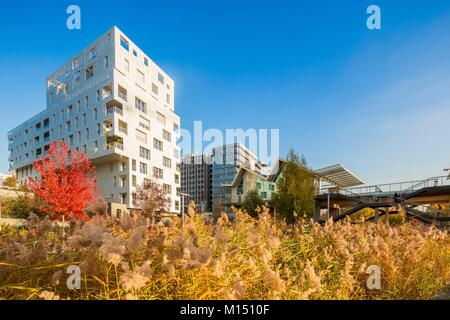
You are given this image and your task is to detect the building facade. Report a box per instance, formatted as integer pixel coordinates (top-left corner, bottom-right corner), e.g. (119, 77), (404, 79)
(180, 154), (212, 213)
(7, 26), (181, 214)
(224, 167), (276, 206)
(210, 143), (270, 213)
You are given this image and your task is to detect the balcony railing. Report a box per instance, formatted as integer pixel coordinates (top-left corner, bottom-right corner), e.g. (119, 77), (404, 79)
(104, 127), (113, 135)
(118, 92), (127, 101)
(107, 107), (123, 116)
(107, 142), (124, 150)
(103, 90), (112, 100)
(119, 126), (128, 134)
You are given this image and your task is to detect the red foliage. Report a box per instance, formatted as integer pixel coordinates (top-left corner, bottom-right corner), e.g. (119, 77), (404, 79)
(28, 140), (99, 221)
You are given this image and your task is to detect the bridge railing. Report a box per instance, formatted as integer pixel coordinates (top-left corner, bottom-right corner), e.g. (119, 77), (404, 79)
(318, 176), (450, 204)
(399, 176), (450, 195)
(342, 176), (449, 197)
(317, 187), (364, 203)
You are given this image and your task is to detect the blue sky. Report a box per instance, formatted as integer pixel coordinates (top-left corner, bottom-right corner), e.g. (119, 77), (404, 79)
(0, 0), (449, 184)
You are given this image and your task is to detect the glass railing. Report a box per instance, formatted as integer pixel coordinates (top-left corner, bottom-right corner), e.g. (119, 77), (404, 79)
(119, 127), (127, 134)
(118, 92), (127, 101)
(107, 142), (124, 150)
(107, 107), (123, 116)
(103, 90), (112, 99)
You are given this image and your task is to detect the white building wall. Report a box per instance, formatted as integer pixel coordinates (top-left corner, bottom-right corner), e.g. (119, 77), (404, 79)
(7, 26), (181, 214)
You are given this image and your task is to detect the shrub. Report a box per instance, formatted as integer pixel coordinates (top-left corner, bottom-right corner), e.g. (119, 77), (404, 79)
(1, 192), (47, 219)
(241, 190), (264, 218)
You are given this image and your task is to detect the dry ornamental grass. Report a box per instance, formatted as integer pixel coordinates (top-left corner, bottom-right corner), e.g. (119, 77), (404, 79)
(0, 206), (448, 300)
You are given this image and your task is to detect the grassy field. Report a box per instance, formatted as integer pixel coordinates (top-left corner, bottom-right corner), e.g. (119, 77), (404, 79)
(0, 208), (449, 300)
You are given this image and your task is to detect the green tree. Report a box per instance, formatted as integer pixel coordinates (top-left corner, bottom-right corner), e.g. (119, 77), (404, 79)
(241, 190), (264, 218)
(272, 149), (316, 223)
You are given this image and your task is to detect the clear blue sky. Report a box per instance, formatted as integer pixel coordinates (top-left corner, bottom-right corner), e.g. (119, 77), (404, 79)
(0, 0), (449, 184)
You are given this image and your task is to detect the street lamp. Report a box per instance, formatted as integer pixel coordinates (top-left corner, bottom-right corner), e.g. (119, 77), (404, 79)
(178, 192), (190, 226)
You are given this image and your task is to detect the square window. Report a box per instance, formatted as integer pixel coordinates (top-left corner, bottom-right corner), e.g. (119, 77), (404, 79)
(153, 138), (163, 151)
(156, 112), (166, 125)
(85, 65), (94, 80)
(89, 47), (97, 60)
(163, 157), (172, 168)
(120, 37), (129, 51)
(139, 146), (151, 160)
(152, 83), (159, 95)
(135, 97), (147, 113)
(140, 162), (148, 175)
(137, 69), (145, 83)
(163, 129), (171, 142)
(72, 58), (79, 70)
(158, 73), (164, 84)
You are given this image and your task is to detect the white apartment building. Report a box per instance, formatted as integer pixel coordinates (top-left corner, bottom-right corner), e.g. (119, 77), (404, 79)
(7, 26), (181, 214)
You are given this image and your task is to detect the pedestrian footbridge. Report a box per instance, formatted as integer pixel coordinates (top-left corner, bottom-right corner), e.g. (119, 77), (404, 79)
(315, 175), (450, 225)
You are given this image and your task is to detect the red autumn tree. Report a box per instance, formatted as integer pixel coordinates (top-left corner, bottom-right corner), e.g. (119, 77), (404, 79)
(28, 140), (99, 221)
(133, 180), (170, 218)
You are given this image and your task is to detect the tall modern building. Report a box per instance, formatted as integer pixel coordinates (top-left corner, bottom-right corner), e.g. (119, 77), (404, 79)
(211, 143), (270, 213)
(7, 26), (181, 214)
(180, 154), (212, 213)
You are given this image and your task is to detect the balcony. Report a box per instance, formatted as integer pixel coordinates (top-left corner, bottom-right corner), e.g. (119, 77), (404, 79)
(103, 89), (112, 100)
(118, 126), (127, 135)
(118, 92), (127, 102)
(106, 134), (124, 151)
(103, 119), (113, 135)
(118, 85), (128, 102)
(107, 106), (123, 116)
(106, 141), (124, 151)
(103, 84), (113, 100)
(118, 120), (128, 135)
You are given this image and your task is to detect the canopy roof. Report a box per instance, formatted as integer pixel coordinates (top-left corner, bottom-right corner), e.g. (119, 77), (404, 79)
(315, 164), (364, 188)
(222, 160), (364, 190)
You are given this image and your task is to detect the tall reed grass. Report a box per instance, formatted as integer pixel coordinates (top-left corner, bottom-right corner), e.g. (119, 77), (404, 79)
(0, 207), (448, 300)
